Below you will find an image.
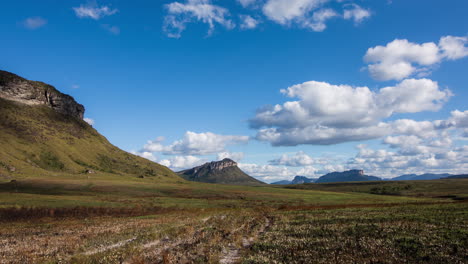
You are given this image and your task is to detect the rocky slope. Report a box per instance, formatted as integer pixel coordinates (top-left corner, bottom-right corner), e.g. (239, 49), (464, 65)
(0, 70), (179, 181)
(178, 159), (265, 186)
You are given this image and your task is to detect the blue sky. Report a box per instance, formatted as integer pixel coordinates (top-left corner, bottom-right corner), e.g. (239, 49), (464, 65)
(1, 0), (468, 182)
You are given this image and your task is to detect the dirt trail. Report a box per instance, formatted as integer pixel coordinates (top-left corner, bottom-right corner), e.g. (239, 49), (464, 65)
(219, 216), (271, 264)
(82, 237), (137, 256)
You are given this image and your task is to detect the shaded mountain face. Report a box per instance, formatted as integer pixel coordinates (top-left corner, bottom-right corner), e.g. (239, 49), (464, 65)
(271, 176), (317, 185)
(315, 170), (382, 183)
(178, 159), (265, 186)
(445, 174), (468, 179)
(392, 173), (452, 181)
(0, 70), (179, 181)
(291, 176), (317, 184)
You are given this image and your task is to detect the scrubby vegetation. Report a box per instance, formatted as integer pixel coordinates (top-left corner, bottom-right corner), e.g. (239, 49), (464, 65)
(244, 203), (468, 264)
(0, 176), (466, 263)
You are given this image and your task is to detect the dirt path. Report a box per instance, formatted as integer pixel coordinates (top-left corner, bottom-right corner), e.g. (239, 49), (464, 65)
(219, 216), (272, 264)
(82, 237), (137, 256)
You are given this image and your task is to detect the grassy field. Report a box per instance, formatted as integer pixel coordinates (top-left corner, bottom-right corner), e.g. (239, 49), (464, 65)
(0, 175), (467, 263)
(282, 179), (468, 199)
(245, 203), (468, 264)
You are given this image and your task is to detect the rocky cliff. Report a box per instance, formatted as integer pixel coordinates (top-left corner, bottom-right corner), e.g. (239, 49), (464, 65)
(0, 70), (85, 119)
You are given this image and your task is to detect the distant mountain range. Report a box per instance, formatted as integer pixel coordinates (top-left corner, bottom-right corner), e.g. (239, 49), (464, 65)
(443, 174), (468, 179)
(315, 170), (381, 183)
(270, 170), (468, 185)
(271, 176), (318, 185)
(390, 173), (452, 181)
(177, 158), (265, 186)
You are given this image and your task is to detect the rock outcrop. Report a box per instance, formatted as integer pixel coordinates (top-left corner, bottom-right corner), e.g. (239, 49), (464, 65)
(0, 70), (85, 119)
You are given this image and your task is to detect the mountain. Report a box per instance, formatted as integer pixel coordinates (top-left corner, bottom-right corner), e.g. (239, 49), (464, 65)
(315, 170), (382, 183)
(392, 173), (452, 181)
(0, 70), (179, 181)
(444, 174), (468, 179)
(270, 180), (292, 185)
(271, 175), (318, 185)
(178, 158), (265, 185)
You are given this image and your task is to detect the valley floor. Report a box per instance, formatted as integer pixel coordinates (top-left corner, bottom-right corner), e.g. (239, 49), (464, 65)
(0, 176), (467, 263)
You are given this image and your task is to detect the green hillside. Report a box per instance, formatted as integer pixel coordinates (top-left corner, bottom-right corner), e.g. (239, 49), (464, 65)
(0, 95), (179, 182)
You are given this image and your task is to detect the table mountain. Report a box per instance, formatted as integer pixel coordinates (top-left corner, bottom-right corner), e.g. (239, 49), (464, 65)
(178, 159), (265, 185)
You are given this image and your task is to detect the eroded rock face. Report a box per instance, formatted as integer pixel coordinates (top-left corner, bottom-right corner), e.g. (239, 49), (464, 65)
(0, 70), (85, 119)
(208, 158), (237, 171)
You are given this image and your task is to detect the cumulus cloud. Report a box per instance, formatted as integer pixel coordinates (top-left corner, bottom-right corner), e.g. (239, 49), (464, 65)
(269, 151), (316, 166)
(83, 117), (95, 125)
(261, 0), (370, 32)
(365, 36), (468, 81)
(348, 142), (468, 178)
(305, 8), (338, 32)
(343, 4), (371, 24)
(439, 36), (468, 60)
(238, 163), (296, 182)
(73, 3), (118, 20)
(262, 0), (328, 25)
(143, 131), (249, 155)
(22, 17), (47, 30)
(240, 15), (260, 29)
(163, 0), (372, 36)
(133, 151), (158, 162)
(217, 152), (245, 162)
(164, 0), (234, 38)
(159, 155), (206, 171)
(250, 78), (451, 146)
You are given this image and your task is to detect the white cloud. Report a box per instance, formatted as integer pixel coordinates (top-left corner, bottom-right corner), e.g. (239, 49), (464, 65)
(160, 155), (206, 171)
(269, 151), (316, 166)
(305, 8), (338, 32)
(348, 142), (468, 178)
(238, 0), (259, 8)
(164, 0), (234, 38)
(439, 36), (468, 60)
(83, 117), (95, 125)
(73, 3), (118, 20)
(143, 131), (249, 155)
(343, 4), (371, 24)
(297, 166), (319, 177)
(262, 0), (328, 25)
(102, 24), (120, 35)
(133, 151), (158, 162)
(238, 163), (296, 182)
(217, 152), (245, 162)
(261, 0), (371, 32)
(22, 17), (47, 30)
(240, 15), (260, 29)
(250, 79), (451, 146)
(365, 36), (468, 81)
